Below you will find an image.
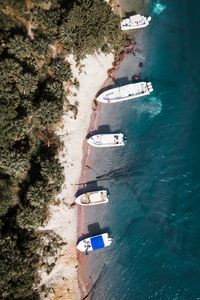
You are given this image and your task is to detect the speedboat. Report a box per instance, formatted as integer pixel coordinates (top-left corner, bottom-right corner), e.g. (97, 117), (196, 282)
(77, 233), (112, 254)
(75, 190), (109, 206)
(97, 82), (153, 103)
(87, 133), (125, 147)
(121, 14), (151, 30)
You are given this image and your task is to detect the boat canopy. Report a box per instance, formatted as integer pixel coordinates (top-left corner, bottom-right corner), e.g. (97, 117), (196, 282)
(91, 235), (105, 250)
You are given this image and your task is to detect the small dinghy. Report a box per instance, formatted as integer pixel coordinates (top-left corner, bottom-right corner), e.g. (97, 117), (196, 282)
(121, 14), (151, 31)
(77, 233), (112, 254)
(97, 82), (153, 103)
(87, 133), (125, 147)
(76, 190), (109, 206)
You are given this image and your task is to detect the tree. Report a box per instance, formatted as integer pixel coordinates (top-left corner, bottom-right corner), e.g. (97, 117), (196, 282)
(0, 0), (125, 297)
(59, 0), (125, 59)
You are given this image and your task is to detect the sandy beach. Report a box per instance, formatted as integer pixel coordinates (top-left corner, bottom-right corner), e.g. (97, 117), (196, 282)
(37, 52), (114, 300)
(37, 1), (145, 298)
(76, 9), (147, 300)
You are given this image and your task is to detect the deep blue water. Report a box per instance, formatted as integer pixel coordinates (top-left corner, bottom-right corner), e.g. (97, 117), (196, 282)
(81, 1), (200, 299)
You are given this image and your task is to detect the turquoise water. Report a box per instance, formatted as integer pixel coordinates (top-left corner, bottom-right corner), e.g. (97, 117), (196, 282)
(80, 0), (200, 299)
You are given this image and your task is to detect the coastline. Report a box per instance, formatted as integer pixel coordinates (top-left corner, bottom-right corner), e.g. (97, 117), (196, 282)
(77, 1), (149, 299)
(37, 52), (114, 300)
(37, 1), (148, 298)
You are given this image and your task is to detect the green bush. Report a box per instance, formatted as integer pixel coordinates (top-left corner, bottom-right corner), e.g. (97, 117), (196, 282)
(0, 0), (125, 298)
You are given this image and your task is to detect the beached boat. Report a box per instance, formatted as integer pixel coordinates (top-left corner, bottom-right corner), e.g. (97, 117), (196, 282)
(97, 82), (153, 103)
(77, 233), (112, 254)
(87, 133), (125, 147)
(75, 190), (109, 206)
(121, 14), (151, 31)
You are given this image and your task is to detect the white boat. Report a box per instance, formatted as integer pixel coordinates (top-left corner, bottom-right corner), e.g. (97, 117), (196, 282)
(121, 14), (151, 30)
(77, 233), (112, 254)
(97, 82), (153, 103)
(75, 190), (109, 206)
(87, 133), (125, 147)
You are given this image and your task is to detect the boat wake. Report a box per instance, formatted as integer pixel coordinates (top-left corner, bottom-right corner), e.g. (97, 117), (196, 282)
(132, 95), (162, 118)
(152, 0), (167, 15)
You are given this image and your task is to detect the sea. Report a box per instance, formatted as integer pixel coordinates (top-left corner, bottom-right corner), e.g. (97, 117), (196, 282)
(79, 0), (200, 299)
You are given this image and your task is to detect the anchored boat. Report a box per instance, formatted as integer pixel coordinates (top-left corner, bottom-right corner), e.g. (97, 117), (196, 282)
(121, 14), (151, 31)
(87, 133), (125, 147)
(77, 233), (112, 254)
(97, 82), (153, 104)
(76, 190), (109, 206)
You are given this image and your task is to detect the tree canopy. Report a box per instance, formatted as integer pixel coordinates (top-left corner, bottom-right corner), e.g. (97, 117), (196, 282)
(0, 0), (125, 298)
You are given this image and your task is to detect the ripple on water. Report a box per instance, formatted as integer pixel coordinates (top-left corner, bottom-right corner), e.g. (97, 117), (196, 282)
(152, 0), (167, 15)
(130, 95), (162, 119)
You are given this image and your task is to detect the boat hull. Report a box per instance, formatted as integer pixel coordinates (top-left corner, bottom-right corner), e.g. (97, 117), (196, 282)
(75, 190), (109, 206)
(87, 133), (125, 147)
(121, 15), (151, 31)
(77, 233), (112, 252)
(97, 82), (153, 104)
(121, 23), (149, 30)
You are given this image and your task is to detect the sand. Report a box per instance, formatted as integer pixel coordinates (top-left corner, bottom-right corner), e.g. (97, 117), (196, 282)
(37, 52), (114, 300)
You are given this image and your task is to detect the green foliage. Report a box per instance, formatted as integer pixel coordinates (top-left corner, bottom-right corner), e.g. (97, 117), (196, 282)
(49, 58), (72, 82)
(0, 0), (125, 298)
(59, 0), (125, 58)
(0, 177), (18, 217)
(0, 234), (40, 299)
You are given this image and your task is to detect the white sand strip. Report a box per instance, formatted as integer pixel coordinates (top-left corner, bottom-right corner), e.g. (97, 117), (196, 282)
(37, 52), (114, 300)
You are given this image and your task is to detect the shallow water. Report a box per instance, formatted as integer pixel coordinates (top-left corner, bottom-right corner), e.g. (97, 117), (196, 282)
(79, 0), (200, 299)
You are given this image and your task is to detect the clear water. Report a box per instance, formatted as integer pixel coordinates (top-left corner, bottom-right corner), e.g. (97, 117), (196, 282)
(80, 1), (200, 299)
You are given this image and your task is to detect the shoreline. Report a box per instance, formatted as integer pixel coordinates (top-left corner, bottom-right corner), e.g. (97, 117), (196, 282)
(37, 52), (114, 300)
(77, 61), (129, 299)
(77, 1), (149, 298)
(37, 0), (147, 298)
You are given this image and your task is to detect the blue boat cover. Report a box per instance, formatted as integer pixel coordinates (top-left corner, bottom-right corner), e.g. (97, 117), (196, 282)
(91, 235), (105, 250)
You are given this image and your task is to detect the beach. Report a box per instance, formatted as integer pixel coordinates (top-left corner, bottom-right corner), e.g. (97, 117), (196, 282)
(76, 38), (149, 300)
(37, 52), (114, 300)
(77, 49), (145, 300)
(37, 1), (149, 298)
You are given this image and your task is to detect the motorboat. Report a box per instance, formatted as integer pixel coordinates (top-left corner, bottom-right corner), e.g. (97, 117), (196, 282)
(77, 233), (112, 254)
(121, 14), (151, 30)
(97, 82), (153, 103)
(87, 133), (125, 147)
(75, 190), (109, 206)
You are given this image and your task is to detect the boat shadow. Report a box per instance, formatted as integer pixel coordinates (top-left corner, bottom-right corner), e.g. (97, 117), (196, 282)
(75, 181), (110, 198)
(77, 223), (111, 243)
(86, 125), (124, 139)
(86, 125), (111, 139)
(123, 11), (137, 18)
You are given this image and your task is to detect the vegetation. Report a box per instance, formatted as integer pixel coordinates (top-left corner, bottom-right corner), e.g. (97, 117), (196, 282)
(59, 0), (125, 59)
(0, 0), (125, 298)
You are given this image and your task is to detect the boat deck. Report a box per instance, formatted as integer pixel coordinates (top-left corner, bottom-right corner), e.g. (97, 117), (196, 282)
(90, 134), (124, 145)
(105, 82), (147, 101)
